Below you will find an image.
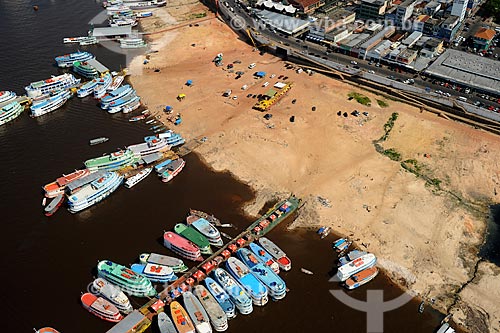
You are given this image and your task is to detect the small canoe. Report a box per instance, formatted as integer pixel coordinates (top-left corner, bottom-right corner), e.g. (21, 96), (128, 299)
(44, 194), (64, 217)
(89, 137), (109, 145)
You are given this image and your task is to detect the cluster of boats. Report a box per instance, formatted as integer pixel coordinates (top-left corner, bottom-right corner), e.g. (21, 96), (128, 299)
(100, 84), (142, 114)
(79, 207), (291, 333)
(332, 237), (378, 290)
(0, 91), (24, 126)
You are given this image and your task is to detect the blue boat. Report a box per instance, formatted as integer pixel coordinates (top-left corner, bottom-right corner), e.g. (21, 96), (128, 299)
(248, 242), (280, 274)
(203, 277), (236, 319)
(338, 250), (367, 266)
(100, 84), (133, 106)
(55, 51), (94, 68)
(157, 130), (185, 147)
(130, 263), (177, 283)
(212, 268), (253, 315)
(93, 73), (113, 99)
(225, 257), (268, 306)
(154, 159), (172, 173)
(77, 79), (99, 98)
(237, 249), (286, 300)
(332, 238), (352, 254)
(103, 90), (136, 111)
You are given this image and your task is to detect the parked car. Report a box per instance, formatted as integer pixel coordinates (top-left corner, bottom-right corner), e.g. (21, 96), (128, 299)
(350, 60), (358, 65)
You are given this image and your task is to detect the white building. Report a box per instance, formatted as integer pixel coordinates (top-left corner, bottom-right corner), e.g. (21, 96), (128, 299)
(450, 0), (467, 21)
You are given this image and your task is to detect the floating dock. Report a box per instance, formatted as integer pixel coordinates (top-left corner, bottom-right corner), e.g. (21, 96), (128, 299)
(108, 195), (301, 333)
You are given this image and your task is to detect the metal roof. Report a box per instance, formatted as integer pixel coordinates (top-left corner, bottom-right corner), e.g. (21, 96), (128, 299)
(66, 170), (108, 192)
(141, 152), (163, 164)
(86, 59), (109, 73)
(91, 26), (132, 37)
(106, 310), (148, 333)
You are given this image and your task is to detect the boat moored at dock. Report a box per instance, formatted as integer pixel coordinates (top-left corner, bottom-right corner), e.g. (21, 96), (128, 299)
(193, 285), (228, 332)
(73, 61), (99, 79)
(212, 268), (253, 314)
(35, 328), (61, 333)
(139, 252), (188, 273)
(42, 169), (90, 198)
(343, 266), (379, 290)
(203, 277), (236, 319)
(66, 171), (123, 213)
(174, 223), (212, 255)
(81, 292), (124, 322)
(119, 37), (147, 48)
(44, 194), (64, 217)
(25, 73), (80, 98)
(170, 301), (196, 333)
(131, 263), (177, 283)
(248, 242), (280, 274)
(93, 72), (113, 99)
(107, 75), (125, 92)
(77, 79), (99, 98)
(157, 311), (177, 333)
(84, 149), (139, 171)
(249, 195), (301, 237)
(100, 84), (133, 107)
(186, 216), (224, 247)
(163, 231), (203, 262)
(125, 167), (152, 188)
(30, 90), (72, 117)
(336, 253), (377, 282)
(258, 237), (291, 271)
(106, 91), (138, 113)
(90, 277), (133, 314)
(97, 260), (157, 297)
(226, 257), (268, 306)
(182, 291), (212, 333)
(55, 51), (94, 68)
(0, 101), (24, 126)
(160, 158), (185, 183)
(127, 138), (170, 158)
(0, 90), (17, 104)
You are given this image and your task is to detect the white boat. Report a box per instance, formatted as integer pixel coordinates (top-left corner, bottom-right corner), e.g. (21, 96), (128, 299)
(89, 137), (109, 146)
(110, 17), (137, 26)
(108, 75), (124, 92)
(0, 90), (17, 104)
(122, 96), (141, 114)
(30, 90), (72, 117)
(63, 36), (89, 44)
(122, 0), (166, 9)
(437, 323), (456, 333)
(108, 95), (140, 114)
(25, 73), (80, 98)
(139, 253), (188, 273)
(258, 237), (291, 271)
(77, 79), (99, 98)
(193, 285), (228, 332)
(127, 138), (170, 158)
(55, 51), (94, 68)
(130, 263), (177, 283)
(186, 216), (223, 247)
(90, 278), (133, 314)
(119, 37), (147, 48)
(182, 291), (212, 333)
(336, 253), (377, 282)
(79, 36), (99, 46)
(124, 167), (152, 188)
(0, 101), (24, 126)
(93, 73), (113, 99)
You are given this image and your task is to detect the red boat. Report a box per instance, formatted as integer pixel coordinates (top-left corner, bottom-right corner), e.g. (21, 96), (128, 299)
(81, 293), (123, 322)
(42, 169), (90, 198)
(36, 328), (61, 333)
(44, 194), (65, 217)
(163, 231), (203, 261)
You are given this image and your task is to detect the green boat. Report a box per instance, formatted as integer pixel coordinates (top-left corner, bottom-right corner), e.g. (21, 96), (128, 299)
(249, 195), (301, 237)
(73, 61), (99, 79)
(174, 223), (212, 255)
(84, 149), (139, 172)
(97, 260), (157, 298)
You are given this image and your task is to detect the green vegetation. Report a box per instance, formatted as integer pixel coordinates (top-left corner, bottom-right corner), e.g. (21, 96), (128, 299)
(348, 92), (371, 106)
(377, 99), (389, 108)
(383, 148), (402, 161)
(190, 12), (207, 19)
(483, 0), (500, 24)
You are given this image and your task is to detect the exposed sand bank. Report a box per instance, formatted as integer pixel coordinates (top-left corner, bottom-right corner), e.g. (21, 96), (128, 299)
(131, 4), (500, 332)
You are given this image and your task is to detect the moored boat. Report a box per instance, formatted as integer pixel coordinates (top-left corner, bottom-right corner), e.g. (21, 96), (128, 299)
(174, 223), (212, 255)
(105, 91), (138, 113)
(194, 285), (228, 332)
(160, 158), (185, 183)
(189, 209), (221, 226)
(170, 301), (196, 333)
(342, 266), (378, 289)
(79, 36), (98, 46)
(25, 73), (80, 98)
(163, 231), (203, 262)
(212, 268), (252, 315)
(89, 137), (109, 145)
(73, 61), (99, 79)
(43, 169), (90, 198)
(84, 149), (139, 172)
(0, 101), (24, 126)
(139, 252), (188, 273)
(225, 257), (268, 306)
(258, 237), (291, 271)
(100, 84), (133, 107)
(437, 322), (456, 333)
(332, 237), (352, 254)
(248, 242), (280, 274)
(0, 90), (16, 104)
(125, 167), (152, 188)
(338, 250), (367, 267)
(108, 75), (125, 92)
(44, 194), (64, 217)
(93, 73), (113, 99)
(121, 96), (141, 114)
(203, 277), (236, 319)
(158, 312), (177, 333)
(55, 51), (94, 68)
(97, 260), (157, 297)
(77, 79), (99, 98)
(35, 328), (61, 333)
(336, 253), (377, 282)
(186, 216), (223, 247)
(30, 90), (72, 117)
(136, 11), (153, 17)
(66, 171), (123, 213)
(131, 263), (177, 283)
(129, 114), (145, 122)
(182, 291), (212, 333)
(127, 138), (170, 158)
(81, 292), (124, 322)
(236, 248), (286, 300)
(156, 130), (185, 147)
(90, 277), (133, 314)
(249, 195), (301, 237)
(119, 37), (147, 48)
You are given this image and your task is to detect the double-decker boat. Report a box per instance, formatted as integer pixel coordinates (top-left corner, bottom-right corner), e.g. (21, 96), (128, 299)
(127, 138), (170, 158)
(174, 223), (212, 255)
(186, 216), (223, 247)
(139, 252), (188, 273)
(84, 149), (138, 172)
(81, 293), (124, 322)
(194, 285), (228, 332)
(55, 51), (94, 68)
(0, 101), (24, 126)
(73, 61), (99, 79)
(160, 158), (185, 183)
(25, 73), (80, 98)
(100, 84), (133, 108)
(336, 253), (377, 282)
(93, 73), (113, 99)
(122, 96), (141, 114)
(30, 90), (72, 117)
(77, 79), (99, 98)
(90, 278), (133, 314)
(225, 257), (268, 306)
(97, 260), (157, 297)
(130, 263), (177, 283)
(212, 268), (253, 315)
(43, 169), (90, 198)
(248, 242), (280, 274)
(182, 291), (212, 333)
(163, 231), (203, 261)
(203, 277), (236, 319)
(0, 90), (16, 104)
(106, 91), (138, 113)
(66, 171), (123, 213)
(258, 237), (291, 271)
(119, 37), (147, 48)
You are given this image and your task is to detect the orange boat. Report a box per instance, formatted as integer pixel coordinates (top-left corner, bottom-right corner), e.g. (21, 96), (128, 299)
(170, 301), (195, 333)
(343, 266), (379, 290)
(81, 293), (123, 322)
(42, 169), (90, 198)
(36, 328), (61, 333)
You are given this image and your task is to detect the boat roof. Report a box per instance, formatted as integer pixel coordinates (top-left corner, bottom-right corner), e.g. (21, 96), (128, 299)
(66, 170), (108, 192)
(86, 58), (109, 73)
(141, 152), (162, 164)
(106, 310), (148, 333)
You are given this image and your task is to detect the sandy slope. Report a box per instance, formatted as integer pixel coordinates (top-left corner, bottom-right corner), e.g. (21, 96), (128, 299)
(130, 6), (500, 332)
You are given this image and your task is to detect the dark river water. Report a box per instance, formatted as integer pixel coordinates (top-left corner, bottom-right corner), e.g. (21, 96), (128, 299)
(0, 1), (448, 332)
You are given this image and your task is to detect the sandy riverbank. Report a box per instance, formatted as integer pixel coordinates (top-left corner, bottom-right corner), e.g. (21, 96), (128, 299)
(130, 4), (500, 332)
